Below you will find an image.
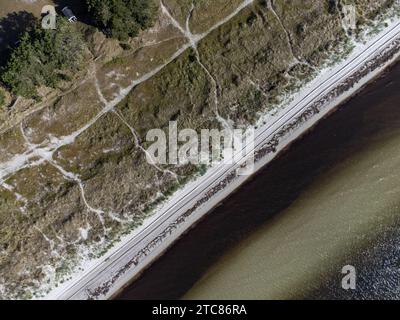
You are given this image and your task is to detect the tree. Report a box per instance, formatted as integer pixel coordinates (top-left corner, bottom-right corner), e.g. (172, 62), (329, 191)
(328, 0), (338, 14)
(86, 0), (157, 41)
(0, 18), (85, 99)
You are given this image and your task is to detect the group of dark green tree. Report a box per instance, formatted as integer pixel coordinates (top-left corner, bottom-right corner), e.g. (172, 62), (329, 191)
(87, 0), (157, 41)
(0, 0), (157, 101)
(1, 19), (85, 100)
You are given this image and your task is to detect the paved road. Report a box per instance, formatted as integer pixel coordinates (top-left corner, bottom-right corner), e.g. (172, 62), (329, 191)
(51, 21), (400, 300)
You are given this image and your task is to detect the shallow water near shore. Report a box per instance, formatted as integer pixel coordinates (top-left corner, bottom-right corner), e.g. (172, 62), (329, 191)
(117, 61), (400, 300)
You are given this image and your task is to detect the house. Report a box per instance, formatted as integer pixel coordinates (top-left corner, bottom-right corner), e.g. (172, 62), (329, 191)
(61, 6), (77, 23)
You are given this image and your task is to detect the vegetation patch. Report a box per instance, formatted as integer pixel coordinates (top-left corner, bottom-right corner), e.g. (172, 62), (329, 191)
(0, 88), (6, 108)
(0, 18), (85, 99)
(86, 0), (158, 41)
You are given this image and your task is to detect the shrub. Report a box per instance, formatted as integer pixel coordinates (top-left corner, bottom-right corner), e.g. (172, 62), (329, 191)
(328, 0), (338, 14)
(86, 0), (157, 41)
(0, 18), (85, 99)
(0, 89), (5, 107)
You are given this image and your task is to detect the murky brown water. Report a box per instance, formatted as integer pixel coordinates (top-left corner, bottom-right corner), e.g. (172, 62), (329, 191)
(118, 61), (400, 300)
